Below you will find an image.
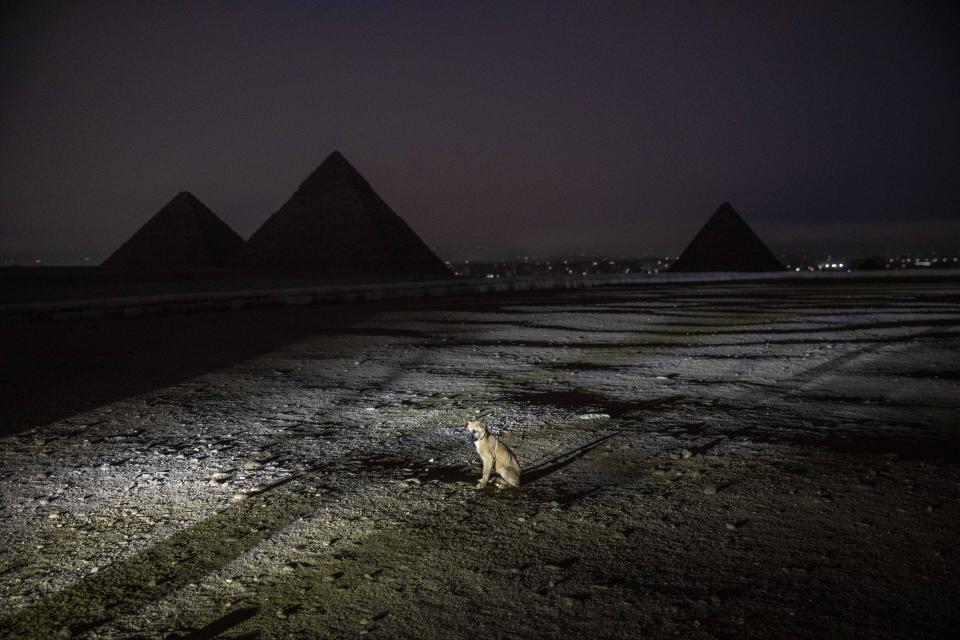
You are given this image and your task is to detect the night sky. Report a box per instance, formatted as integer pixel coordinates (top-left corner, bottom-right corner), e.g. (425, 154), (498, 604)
(2, 1), (958, 264)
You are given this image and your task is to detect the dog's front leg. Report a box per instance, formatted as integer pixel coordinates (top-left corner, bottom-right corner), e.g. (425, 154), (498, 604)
(477, 455), (493, 489)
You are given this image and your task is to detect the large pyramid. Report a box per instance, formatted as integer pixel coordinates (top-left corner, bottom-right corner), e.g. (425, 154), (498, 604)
(102, 192), (246, 270)
(243, 151), (449, 278)
(671, 202), (783, 272)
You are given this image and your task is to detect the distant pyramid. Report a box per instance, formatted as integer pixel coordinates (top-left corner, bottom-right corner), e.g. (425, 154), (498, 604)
(671, 202), (783, 272)
(243, 151), (449, 278)
(102, 192), (245, 270)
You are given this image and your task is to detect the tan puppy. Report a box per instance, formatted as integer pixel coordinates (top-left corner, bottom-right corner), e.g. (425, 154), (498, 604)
(466, 420), (521, 489)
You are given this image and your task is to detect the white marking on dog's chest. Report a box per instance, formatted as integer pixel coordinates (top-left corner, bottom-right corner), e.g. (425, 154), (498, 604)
(475, 436), (496, 455)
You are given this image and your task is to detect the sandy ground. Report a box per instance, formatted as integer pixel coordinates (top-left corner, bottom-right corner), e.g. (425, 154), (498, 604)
(0, 280), (958, 639)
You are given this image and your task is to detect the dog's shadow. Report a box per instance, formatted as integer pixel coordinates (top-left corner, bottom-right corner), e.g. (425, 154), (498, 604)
(523, 430), (623, 484)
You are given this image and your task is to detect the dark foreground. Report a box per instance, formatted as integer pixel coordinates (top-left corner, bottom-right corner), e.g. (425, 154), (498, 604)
(1, 280), (958, 639)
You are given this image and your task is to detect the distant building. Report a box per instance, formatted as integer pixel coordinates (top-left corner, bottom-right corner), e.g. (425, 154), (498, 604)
(242, 151), (449, 279)
(671, 202), (783, 272)
(102, 192), (245, 270)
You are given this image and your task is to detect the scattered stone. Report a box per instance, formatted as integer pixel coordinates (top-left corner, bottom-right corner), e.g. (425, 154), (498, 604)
(681, 449), (694, 459)
(703, 485), (718, 495)
(208, 472), (234, 485)
(578, 414), (612, 420)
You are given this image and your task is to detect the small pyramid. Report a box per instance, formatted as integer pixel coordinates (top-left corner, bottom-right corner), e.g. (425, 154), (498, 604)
(671, 202), (783, 272)
(243, 151), (449, 278)
(102, 192), (245, 270)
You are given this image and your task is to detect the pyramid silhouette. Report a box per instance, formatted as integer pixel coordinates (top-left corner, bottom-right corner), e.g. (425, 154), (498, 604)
(671, 202), (783, 272)
(102, 192), (245, 270)
(243, 151), (449, 277)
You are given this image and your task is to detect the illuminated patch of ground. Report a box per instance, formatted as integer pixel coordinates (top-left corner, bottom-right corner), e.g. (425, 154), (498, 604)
(1, 280), (958, 639)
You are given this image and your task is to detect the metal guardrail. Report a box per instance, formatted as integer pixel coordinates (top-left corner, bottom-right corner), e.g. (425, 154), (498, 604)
(0, 269), (955, 323)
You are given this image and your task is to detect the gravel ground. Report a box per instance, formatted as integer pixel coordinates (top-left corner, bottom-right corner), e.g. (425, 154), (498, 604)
(1, 279), (958, 639)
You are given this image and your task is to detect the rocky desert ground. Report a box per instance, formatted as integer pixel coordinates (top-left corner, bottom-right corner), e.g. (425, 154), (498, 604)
(1, 278), (958, 639)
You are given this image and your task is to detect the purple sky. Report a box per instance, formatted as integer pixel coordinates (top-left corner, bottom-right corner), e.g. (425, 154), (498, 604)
(2, 1), (958, 264)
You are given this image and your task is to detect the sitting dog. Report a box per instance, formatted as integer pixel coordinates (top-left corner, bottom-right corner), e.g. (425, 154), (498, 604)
(466, 419), (521, 489)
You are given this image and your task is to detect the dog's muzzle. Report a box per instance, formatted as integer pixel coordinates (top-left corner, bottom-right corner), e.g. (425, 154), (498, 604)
(465, 432), (478, 444)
